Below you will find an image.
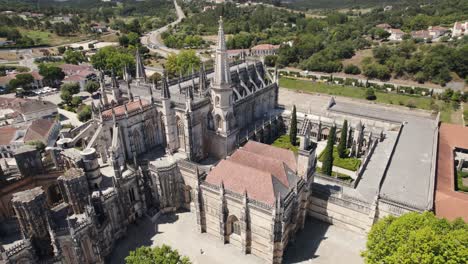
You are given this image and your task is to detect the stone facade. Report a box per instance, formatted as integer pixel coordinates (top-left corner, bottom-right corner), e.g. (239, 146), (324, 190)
(0, 17), (437, 264)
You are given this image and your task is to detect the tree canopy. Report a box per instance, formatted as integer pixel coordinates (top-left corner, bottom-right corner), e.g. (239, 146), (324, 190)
(38, 64), (65, 86)
(362, 212), (467, 264)
(125, 245), (191, 264)
(165, 50), (201, 77)
(63, 50), (86, 65)
(90, 46), (135, 74)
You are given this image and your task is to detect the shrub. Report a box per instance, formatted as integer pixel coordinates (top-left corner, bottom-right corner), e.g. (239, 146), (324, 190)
(365, 88), (377, 100)
(344, 64), (361, 75)
(77, 105), (92, 122)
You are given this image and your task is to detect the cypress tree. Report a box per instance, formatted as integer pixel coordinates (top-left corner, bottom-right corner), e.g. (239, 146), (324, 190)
(290, 105), (297, 146)
(337, 120), (348, 158)
(322, 126), (336, 176)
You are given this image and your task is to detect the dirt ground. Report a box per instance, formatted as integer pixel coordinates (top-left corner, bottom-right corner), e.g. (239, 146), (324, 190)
(0, 51), (19, 61)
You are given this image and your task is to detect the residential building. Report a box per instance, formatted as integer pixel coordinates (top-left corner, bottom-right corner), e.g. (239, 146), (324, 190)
(452, 21), (468, 37)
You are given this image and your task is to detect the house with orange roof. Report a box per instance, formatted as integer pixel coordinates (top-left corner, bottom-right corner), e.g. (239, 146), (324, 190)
(0, 119), (60, 158)
(250, 44), (280, 56)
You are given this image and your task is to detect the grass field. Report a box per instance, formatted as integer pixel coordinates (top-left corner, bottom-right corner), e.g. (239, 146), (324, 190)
(279, 77), (460, 123)
(272, 135), (299, 153)
(19, 29), (90, 46)
(318, 146), (361, 172)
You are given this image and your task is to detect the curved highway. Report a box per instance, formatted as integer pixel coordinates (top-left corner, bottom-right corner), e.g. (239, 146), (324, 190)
(141, 0), (186, 57)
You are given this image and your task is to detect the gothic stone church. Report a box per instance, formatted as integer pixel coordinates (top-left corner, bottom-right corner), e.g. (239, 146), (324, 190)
(0, 18), (317, 264)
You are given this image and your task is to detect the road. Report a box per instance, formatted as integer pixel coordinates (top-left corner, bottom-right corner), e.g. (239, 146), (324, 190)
(141, 0), (186, 58)
(17, 49), (37, 71)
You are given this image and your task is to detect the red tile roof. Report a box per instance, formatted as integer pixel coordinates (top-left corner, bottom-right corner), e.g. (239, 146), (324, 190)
(205, 141), (298, 205)
(376, 23), (391, 29)
(0, 126), (18, 145)
(24, 119), (56, 142)
(0, 97), (56, 115)
(435, 123), (468, 222)
(101, 99), (150, 119)
(251, 44), (280, 51)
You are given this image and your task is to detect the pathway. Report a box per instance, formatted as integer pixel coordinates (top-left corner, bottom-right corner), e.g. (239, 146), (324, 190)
(106, 212), (365, 264)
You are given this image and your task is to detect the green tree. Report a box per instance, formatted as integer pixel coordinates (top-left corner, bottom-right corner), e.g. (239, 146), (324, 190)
(61, 82), (80, 105)
(165, 50), (201, 76)
(322, 126), (336, 176)
(57, 46), (66, 54)
(373, 45), (392, 64)
(39, 64), (65, 86)
(9, 73), (34, 90)
(337, 120), (348, 158)
(119, 35), (130, 47)
(85, 81), (99, 94)
(365, 88), (377, 100)
(71, 96), (83, 107)
(264, 55), (278, 67)
(362, 212), (467, 264)
(90, 46), (135, 73)
(77, 105), (92, 122)
(63, 50), (86, 65)
(148, 72), (162, 83)
(343, 64), (361, 75)
(27, 140), (46, 152)
(125, 245), (191, 264)
(289, 105), (297, 146)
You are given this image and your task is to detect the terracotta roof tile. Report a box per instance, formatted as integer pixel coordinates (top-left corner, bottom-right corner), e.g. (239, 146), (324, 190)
(242, 141), (297, 170)
(101, 99), (150, 119)
(435, 123), (468, 222)
(205, 141), (298, 205)
(24, 119), (56, 142)
(0, 126), (18, 145)
(251, 44), (280, 51)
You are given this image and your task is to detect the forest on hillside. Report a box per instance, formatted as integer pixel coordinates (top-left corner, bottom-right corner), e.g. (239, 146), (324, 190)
(174, 0), (468, 85)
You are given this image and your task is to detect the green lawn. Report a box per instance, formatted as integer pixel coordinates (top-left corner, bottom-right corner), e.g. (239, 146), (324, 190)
(456, 170), (468, 193)
(271, 135), (299, 153)
(279, 77), (454, 122)
(18, 29), (90, 46)
(318, 146), (361, 171)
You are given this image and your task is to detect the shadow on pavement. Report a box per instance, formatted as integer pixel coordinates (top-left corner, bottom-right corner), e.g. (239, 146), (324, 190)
(105, 217), (159, 264)
(283, 217), (330, 263)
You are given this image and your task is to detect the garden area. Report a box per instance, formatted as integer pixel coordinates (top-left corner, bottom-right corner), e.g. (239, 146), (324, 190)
(456, 170), (468, 193)
(318, 146), (361, 171)
(271, 135), (299, 154)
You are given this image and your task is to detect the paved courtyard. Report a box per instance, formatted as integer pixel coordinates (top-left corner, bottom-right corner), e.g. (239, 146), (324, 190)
(107, 212), (365, 264)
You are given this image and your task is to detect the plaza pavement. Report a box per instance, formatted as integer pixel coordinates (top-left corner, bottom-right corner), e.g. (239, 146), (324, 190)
(106, 212), (365, 264)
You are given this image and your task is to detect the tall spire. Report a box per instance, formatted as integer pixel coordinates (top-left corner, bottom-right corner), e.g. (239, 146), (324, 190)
(213, 16), (231, 87)
(99, 71), (108, 106)
(161, 68), (171, 99)
(123, 65), (134, 101)
(149, 80), (155, 104)
(199, 63), (207, 94)
(135, 48), (146, 82)
(111, 69), (121, 103)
